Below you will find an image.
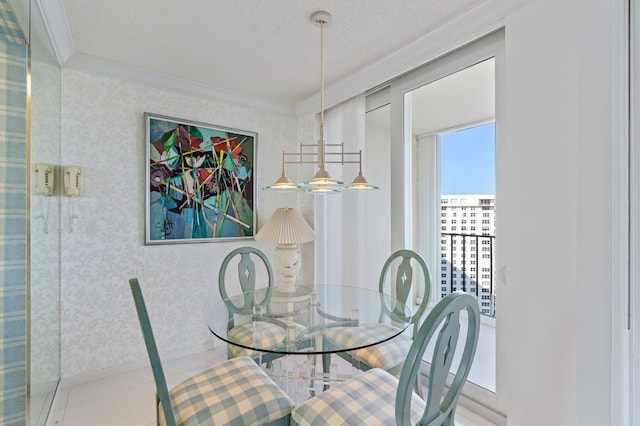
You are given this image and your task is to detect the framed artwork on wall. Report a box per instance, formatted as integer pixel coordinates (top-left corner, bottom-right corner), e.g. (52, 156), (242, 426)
(145, 113), (257, 244)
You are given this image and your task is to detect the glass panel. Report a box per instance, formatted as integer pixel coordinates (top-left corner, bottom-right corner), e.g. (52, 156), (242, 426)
(410, 58), (496, 392)
(363, 103), (392, 289)
(10, 0), (64, 423)
(29, 59), (61, 425)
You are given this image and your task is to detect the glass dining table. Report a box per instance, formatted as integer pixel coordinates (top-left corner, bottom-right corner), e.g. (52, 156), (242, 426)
(208, 284), (410, 399)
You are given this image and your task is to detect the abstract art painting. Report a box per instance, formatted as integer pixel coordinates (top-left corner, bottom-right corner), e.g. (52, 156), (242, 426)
(145, 113), (256, 244)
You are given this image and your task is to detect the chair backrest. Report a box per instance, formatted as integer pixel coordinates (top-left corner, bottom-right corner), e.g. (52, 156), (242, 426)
(218, 246), (274, 329)
(128, 278), (177, 426)
(395, 292), (480, 426)
(378, 249), (431, 337)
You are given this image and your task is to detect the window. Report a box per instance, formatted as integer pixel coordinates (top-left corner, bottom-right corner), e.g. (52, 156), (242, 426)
(397, 34), (502, 402)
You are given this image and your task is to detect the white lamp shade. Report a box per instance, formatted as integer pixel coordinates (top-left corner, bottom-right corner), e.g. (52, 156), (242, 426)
(255, 207), (315, 245)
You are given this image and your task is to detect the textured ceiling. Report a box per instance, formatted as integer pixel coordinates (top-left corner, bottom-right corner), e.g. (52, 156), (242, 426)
(55, 0), (479, 107)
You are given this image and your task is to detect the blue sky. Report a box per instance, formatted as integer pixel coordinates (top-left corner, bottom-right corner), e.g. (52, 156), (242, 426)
(440, 123), (495, 195)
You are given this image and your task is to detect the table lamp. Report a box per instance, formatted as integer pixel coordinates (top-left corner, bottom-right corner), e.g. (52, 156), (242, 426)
(255, 207), (315, 292)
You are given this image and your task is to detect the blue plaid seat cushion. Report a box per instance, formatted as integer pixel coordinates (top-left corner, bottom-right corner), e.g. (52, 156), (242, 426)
(159, 356), (294, 425)
(324, 323), (412, 370)
(291, 368), (425, 425)
(227, 321), (288, 358)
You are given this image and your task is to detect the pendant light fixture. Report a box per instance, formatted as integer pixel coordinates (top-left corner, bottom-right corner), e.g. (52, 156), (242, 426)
(263, 11), (379, 193)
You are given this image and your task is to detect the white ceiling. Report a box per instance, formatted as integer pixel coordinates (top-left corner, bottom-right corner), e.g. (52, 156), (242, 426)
(26, 0), (487, 113)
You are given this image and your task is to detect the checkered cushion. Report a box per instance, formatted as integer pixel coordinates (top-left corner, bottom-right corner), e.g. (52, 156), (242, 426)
(291, 368), (425, 426)
(324, 324), (412, 370)
(159, 356), (294, 426)
(227, 321), (288, 358)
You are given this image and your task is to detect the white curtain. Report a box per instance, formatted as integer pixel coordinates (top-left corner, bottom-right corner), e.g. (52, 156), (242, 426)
(314, 95), (367, 287)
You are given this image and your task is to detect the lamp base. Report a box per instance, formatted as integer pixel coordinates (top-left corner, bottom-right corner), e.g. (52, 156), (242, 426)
(274, 244), (301, 292)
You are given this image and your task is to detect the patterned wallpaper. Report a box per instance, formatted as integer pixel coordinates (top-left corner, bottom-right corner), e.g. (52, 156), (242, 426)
(59, 69), (310, 378)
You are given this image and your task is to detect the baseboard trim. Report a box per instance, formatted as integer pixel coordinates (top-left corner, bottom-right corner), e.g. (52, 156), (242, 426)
(458, 392), (507, 425)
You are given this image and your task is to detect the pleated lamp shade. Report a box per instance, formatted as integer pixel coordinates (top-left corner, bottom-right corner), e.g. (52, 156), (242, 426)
(255, 207), (315, 245)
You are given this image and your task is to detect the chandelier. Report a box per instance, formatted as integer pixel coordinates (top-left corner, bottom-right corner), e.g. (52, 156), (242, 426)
(263, 11), (379, 194)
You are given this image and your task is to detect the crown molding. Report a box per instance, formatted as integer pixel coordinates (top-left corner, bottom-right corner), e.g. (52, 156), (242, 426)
(37, 0), (296, 116)
(38, 0), (528, 118)
(295, 0), (529, 116)
(36, 0), (74, 65)
(63, 53), (297, 116)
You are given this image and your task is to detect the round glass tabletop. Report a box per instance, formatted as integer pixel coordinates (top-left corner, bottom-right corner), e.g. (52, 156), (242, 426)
(208, 284), (411, 355)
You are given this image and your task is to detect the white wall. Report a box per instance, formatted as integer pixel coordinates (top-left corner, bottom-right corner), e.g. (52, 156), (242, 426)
(502, 0), (617, 424)
(58, 69), (307, 378)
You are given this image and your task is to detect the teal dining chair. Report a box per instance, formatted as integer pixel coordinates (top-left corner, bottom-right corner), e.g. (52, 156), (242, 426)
(218, 246), (289, 365)
(322, 249), (431, 379)
(291, 291), (481, 426)
(129, 278), (294, 426)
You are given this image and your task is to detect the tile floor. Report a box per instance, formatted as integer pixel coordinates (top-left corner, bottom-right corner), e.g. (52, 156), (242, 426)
(37, 347), (495, 426)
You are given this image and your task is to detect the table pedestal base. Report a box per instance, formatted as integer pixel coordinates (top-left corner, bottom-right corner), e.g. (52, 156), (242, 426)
(264, 353), (356, 403)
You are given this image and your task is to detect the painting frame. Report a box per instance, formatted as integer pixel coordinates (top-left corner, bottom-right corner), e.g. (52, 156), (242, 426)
(144, 113), (257, 245)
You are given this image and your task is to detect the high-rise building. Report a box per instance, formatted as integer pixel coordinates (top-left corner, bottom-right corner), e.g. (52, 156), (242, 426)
(440, 195), (496, 316)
